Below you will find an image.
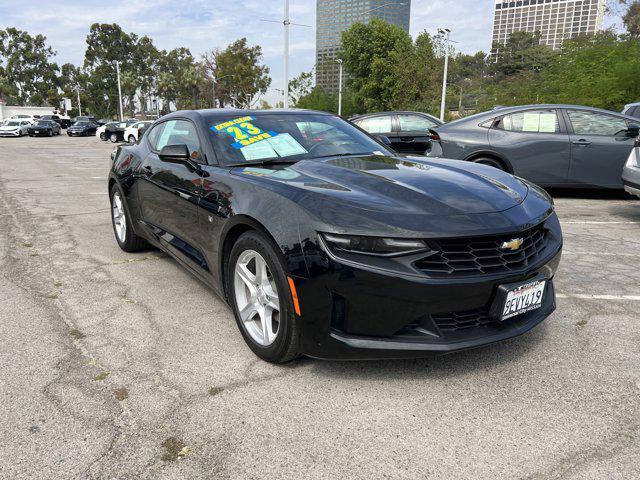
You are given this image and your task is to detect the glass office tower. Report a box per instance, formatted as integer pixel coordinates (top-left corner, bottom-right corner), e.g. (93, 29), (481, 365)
(316, 0), (411, 92)
(492, 0), (606, 51)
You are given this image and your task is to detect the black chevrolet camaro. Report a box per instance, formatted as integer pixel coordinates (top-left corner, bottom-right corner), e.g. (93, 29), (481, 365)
(108, 109), (562, 363)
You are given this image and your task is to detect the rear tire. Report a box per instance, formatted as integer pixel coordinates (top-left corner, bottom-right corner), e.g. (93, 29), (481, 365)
(227, 231), (300, 363)
(471, 156), (506, 171)
(110, 184), (149, 253)
(110, 133), (118, 143)
(128, 135), (136, 143)
(100, 132), (107, 141)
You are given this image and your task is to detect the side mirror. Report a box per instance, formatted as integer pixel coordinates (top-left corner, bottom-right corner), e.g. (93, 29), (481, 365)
(158, 144), (202, 173)
(159, 144), (190, 163)
(627, 124), (640, 138)
(375, 134), (392, 146)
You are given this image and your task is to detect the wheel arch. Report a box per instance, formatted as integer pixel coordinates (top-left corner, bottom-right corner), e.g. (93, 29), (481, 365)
(219, 215), (284, 302)
(464, 150), (513, 174)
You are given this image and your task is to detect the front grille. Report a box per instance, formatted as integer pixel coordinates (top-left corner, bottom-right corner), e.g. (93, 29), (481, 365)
(431, 307), (493, 331)
(414, 223), (548, 277)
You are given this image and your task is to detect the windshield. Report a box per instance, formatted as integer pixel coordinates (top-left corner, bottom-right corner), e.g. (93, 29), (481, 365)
(6, 121), (20, 126)
(206, 112), (392, 165)
(74, 121), (90, 126)
(36, 121), (52, 126)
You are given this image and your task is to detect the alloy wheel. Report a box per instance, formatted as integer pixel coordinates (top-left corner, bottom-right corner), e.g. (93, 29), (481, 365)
(111, 191), (127, 243)
(233, 250), (280, 346)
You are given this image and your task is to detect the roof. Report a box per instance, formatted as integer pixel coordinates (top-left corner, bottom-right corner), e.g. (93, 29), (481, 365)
(165, 108), (330, 120)
(444, 104), (639, 127)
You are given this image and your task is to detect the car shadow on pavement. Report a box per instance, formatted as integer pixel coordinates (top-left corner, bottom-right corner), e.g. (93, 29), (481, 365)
(305, 323), (548, 381)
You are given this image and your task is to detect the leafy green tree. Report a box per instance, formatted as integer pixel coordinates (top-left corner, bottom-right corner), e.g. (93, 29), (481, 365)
(202, 38), (271, 108)
(490, 31), (557, 78)
(341, 19), (415, 112)
(288, 71), (313, 106)
(0, 27), (60, 106)
(623, 1), (640, 36)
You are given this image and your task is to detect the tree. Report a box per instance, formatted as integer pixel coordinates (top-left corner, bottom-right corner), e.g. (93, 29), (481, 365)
(288, 71), (313, 106)
(202, 38), (271, 108)
(490, 31), (557, 78)
(0, 27), (60, 106)
(156, 47), (203, 111)
(341, 19), (415, 112)
(623, 1), (640, 36)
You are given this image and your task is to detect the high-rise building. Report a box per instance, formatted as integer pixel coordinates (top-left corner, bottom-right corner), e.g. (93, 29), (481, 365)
(492, 0), (606, 51)
(316, 0), (411, 93)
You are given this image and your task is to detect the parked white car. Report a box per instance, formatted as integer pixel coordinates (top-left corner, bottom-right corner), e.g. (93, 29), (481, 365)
(124, 121), (153, 143)
(8, 114), (38, 123)
(0, 119), (32, 137)
(96, 123), (110, 140)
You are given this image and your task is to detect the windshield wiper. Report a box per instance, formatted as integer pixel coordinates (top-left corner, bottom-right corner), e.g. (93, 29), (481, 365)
(226, 158), (300, 167)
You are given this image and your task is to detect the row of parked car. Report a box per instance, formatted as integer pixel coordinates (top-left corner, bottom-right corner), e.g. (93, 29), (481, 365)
(0, 114), (154, 144)
(351, 103), (640, 191)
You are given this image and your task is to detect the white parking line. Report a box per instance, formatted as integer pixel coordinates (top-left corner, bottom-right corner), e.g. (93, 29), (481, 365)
(562, 251), (640, 257)
(558, 293), (640, 301)
(561, 221), (640, 225)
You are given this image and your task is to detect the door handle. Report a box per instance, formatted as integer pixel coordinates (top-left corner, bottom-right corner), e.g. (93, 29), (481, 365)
(572, 139), (591, 146)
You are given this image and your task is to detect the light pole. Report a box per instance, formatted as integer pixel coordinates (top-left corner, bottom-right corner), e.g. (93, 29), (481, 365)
(114, 61), (124, 121)
(439, 28), (451, 122)
(335, 59), (343, 116)
(76, 86), (82, 117)
(260, 2), (310, 110)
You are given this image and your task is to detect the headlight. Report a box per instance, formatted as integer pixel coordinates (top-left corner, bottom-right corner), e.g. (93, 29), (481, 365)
(321, 233), (428, 257)
(626, 147), (640, 168)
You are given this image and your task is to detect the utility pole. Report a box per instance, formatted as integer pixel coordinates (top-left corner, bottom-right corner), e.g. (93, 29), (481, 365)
(439, 28), (451, 122)
(336, 59), (343, 116)
(115, 61), (124, 121)
(260, 2), (310, 110)
(283, 0), (290, 108)
(76, 87), (82, 117)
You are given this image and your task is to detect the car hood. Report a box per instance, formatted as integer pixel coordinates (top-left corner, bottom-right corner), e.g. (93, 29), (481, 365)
(230, 155), (529, 218)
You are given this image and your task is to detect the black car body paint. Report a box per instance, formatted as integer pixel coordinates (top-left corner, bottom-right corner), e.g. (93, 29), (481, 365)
(109, 109), (562, 359)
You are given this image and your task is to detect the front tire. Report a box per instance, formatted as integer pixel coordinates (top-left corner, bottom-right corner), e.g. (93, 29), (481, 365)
(128, 135), (136, 143)
(100, 132), (107, 141)
(110, 133), (118, 143)
(110, 184), (148, 252)
(227, 231), (300, 363)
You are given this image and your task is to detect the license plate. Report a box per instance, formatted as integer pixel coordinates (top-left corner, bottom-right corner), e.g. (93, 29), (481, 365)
(502, 280), (546, 320)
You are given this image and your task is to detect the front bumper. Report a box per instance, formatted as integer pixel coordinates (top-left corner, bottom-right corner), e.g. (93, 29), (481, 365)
(67, 130), (85, 136)
(0, 130), (21, 137)
(28, 130), (51, 136)
(295, 221), (562, 360)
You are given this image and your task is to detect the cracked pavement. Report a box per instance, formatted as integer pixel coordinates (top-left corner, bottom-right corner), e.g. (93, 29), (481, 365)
(0, 135), (639, 479)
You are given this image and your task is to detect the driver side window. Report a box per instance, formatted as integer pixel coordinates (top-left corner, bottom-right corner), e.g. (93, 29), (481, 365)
(150, 120), (202, 160)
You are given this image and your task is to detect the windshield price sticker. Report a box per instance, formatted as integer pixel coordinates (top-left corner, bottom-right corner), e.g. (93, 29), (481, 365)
(212, 116), (278, 149)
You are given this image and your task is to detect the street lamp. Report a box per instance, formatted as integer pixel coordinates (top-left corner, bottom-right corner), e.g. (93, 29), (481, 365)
(438, 28), (452, 122)
(114, 61), (124, 121)
(335, 59), (343, 116)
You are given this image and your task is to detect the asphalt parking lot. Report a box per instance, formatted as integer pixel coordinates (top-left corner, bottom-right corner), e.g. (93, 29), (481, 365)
(1, 135), (639, 480)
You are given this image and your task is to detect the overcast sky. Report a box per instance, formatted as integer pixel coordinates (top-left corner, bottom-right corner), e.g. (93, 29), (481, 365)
(0, 0), (624, 105)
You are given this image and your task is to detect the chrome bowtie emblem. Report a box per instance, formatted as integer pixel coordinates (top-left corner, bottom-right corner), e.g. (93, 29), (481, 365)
(501, 238), (524, 251)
